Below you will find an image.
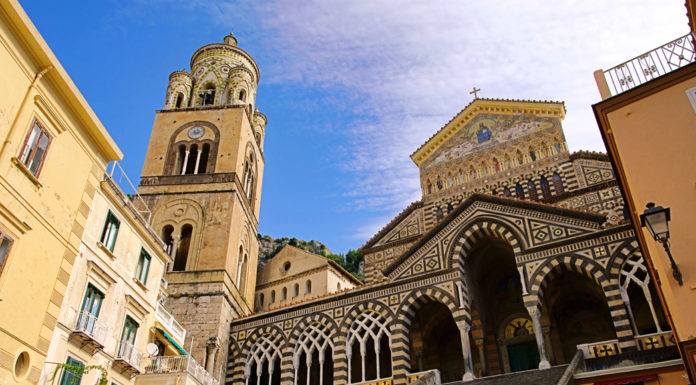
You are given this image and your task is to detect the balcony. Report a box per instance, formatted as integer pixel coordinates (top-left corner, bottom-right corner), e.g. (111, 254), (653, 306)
(138, 355), (218, 385)
(67, 309), (108, 354)
(113, 340), (143, 376)
(155, 302), (187, 345)
(595, 32), (696, 98)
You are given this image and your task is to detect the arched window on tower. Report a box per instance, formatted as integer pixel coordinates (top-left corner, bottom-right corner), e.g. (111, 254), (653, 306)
(515, 183), (525, 200)
(176, 144), (186, 174)
(243, 154), (256, 201)
(185, 144), (198, 174)
(529, 147), (537, 161)
(540, 177), (551, 200)
(516, 150), (524, 165)
(552, 173), (564, 194)
(161, 225), (174, 257)
(527, 181), (538, 201)
(239, 89), (247, 102)
(199, 83), (216, 106)
(197, 143), (210, 174)
(175, 93), (184, 108)
(236, 246), (248, 292)
(173, 224), (193, 271)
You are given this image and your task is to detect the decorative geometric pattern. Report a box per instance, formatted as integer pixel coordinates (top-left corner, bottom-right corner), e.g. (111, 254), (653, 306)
(245, 333), (282, 379)
(346, 310), (391, 383)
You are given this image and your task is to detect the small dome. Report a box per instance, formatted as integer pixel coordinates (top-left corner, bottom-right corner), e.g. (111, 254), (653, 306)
(224, 33), (238, 46)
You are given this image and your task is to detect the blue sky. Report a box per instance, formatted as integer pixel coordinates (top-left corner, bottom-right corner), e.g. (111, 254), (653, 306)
(21, 0), (687, 254)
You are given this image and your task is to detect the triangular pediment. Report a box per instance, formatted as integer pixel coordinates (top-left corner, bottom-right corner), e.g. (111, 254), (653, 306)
(383, 194), (606, 281)
(411, 99), (566, 170)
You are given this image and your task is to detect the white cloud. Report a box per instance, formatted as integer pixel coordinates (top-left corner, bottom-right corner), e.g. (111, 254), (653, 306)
(210, 0), (688, 238)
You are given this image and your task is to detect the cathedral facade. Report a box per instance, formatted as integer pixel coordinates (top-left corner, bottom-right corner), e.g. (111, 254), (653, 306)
(133, 36), (680, 385)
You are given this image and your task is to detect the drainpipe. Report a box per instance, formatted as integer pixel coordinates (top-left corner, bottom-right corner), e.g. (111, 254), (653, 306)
(1, 65), (53, 158)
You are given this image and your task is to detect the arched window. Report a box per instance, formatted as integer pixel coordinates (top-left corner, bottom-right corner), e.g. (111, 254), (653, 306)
(527, 181), (538, 201)
(554, 143), (562, 153)
(447, 203), (454, 213)
(480, 162), (488, 176)
(161, 225), (174, 257)
(552, 173), (564, 194)
(505, 155), (512, 169)
(259, 293), (265, 308)
(620, 253), (669, 334)
(436, 178), (443, 190)
(199, 83), (216, 106)
(173, 224), (192, 271)
(540, 177), (551, 199)
(305, 280), (312, 294)
(175, 93), (184, 108)
(176, 144), (186, 174)
(197, 143), (210, 174)
(426, 180), (432, 194)
(270, 290), (276, 303)
(294, 321), (334, 385)
(239, 89), (247, 102)
(347, 311), (391, 383)
(529, 147), (537, 161)
(503, 187), (512, 197)
(447, 173), (454, 187)
(246, 334), (281, 385)
(469, 167), (476, 179)
(337, 283), (341, 291)
(515, 183), (525, 200)
(185, 144), (198, 174)
(243, 154), (255, 201)
(236, 248), (248, 292)
(457, 169), (463, 184)
(282, 287), (287, 300)
(493, 158), (500, 172)
(293, 283), (299, 297)
(516, 150), (524, 165)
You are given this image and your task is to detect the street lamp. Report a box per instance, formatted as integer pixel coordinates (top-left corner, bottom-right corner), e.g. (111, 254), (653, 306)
(640, 202), (683, 286)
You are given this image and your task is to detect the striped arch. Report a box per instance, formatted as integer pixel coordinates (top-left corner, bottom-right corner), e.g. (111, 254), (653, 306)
(228, 324), (287, 385)
(287, 313), (339, 384)
(606, 240), (640, 282)
(391, 287), (463, 383)
(526, 255), (636, 351)
(447, 217), (525, 273)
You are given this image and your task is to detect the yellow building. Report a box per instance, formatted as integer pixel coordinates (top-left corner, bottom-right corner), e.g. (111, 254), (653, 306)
(0, 0), (122, 383)
(593, 28), (696, 382)
(254, 245), (361, 312)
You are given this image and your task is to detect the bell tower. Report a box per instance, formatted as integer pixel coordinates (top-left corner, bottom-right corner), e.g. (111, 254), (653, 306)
(137, 33), (266, 380)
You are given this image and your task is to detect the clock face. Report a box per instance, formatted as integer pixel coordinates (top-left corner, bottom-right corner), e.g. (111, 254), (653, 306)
(504, 317), (534, 339)
(188, 126), (204, 139)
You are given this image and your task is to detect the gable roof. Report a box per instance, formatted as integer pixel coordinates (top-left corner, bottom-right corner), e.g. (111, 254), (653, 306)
(360, 201), (423, 252)
(258, 245), (362, 286)
(410, 98), (566, 168)
(382, 193), (605, 276)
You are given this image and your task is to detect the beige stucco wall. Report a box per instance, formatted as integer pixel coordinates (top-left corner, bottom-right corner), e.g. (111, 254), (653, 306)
(254, 246), (357, 311)
(601, 74), (696, 343)
(0, 1), (120, 383)
(40, 178), (171, 384)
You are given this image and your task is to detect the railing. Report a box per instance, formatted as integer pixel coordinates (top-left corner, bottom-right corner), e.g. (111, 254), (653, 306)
(106, 161), (152, 222)
(635, 330), (676, 351)
(72, 310), (108, 345)
(141, 355), (218, 385)
(155, 302), (187, 345)
(577, 338), (620, 359)
(117, 339), (144, 370)
(599, 32), (696, 96)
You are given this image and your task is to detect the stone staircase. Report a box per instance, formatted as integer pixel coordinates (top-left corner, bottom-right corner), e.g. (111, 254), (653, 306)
(443, 365), (569, 385)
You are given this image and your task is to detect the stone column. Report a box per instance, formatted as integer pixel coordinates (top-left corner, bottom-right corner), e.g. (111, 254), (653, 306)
(526, 306), (550, 369)
(474, 338), (486, 376)
(457, 322), (475, 381)
(206, 337), (220, 374)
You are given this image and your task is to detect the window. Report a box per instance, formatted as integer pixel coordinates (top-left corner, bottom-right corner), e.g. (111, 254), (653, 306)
(305, 280), (312, 294)
(540, 177), (551, 199)
(100, 211), (120, 252)
(282, 287), (287, 300)
(239, 89), (246, 102)
(135, 248), (151, 284)
(175, 93), (184, 108)
(552, 173), (564, 194)
(515, 183), (525, 199)
(528, 181), (538, 201)
(199, 84), (216, 106)
(270, 290), (276, 303)
(173, 225), (192, 271)
(294, 283), (299, 297)
(0, 230), (14, 277)
(503, 187), (511, 197)
(119, 316), (139, 358)
(77, 284), (104, 334)
(59, 357), (84, 385)
(18, 119), (52, 176)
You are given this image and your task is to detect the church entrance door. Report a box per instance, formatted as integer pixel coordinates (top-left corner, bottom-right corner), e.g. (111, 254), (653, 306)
(506, 341), (539, 372)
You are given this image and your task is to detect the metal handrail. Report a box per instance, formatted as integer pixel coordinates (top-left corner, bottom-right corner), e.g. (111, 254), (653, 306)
(602, 32), (696, 96)
(141, 355), (218, 385)
(107, 161), (152, 222)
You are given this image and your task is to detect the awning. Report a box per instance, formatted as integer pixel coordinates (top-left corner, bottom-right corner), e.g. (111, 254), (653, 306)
(156, 327), (188, 355)
(595, 374), (657, 385)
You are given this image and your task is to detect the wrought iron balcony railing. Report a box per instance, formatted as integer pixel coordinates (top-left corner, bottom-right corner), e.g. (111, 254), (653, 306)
(596, 32), (696, 97)
(116, 339), (144, 371)
(72, 309), (108, 344)
(141, 355), (218, 385)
